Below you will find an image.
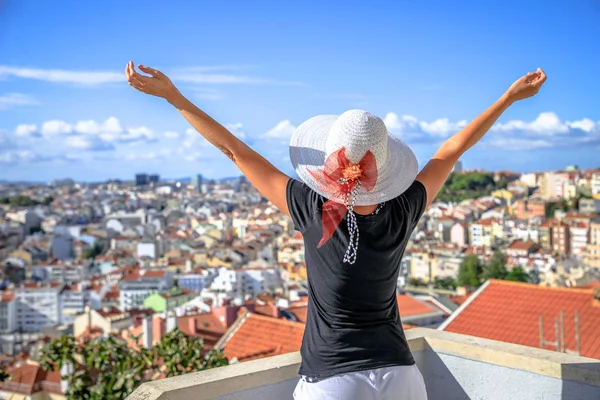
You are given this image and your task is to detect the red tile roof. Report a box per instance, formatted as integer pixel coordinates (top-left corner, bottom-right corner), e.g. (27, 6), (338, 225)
(397, 294), (438, 317)
(287, 305), (308, 323)
(442, 280), (600, 359)
(178, 313), (227, 349)
(221, 313), (305, 362)
(121, 270), (167, 281)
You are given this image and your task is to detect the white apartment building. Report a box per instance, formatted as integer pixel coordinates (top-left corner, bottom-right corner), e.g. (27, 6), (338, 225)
(118, 270), (173, 310)
(570, 223), (590, 256)
(592, 173), (600, 196)
(60, 283), (91, 325)
(0, 292), (17, 333)
(15, 282), (63, 332)
(207, 266), (282, 300)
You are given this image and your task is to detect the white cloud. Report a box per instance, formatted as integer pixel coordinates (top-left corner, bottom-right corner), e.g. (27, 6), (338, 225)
(0, 93), (38, 110)
(65, 136), (114, 151)
(0, 65), (301, 87)
(191, 88), (226, 101)
(487, 138), (553, 151)
(568, 118), (597, 133)
(42, 120), (73, 136)
(0, 66), (121, 85)
(226, 123), (246, 139)
(384, 112), (465, 138)
(420, 118), (467, 137)
(263, 120), (296, 139)
(0, 150), (52, 165)
(164, 131), (180, 139)
(15, 124), (38, 137)
(492, 112), (569, 135)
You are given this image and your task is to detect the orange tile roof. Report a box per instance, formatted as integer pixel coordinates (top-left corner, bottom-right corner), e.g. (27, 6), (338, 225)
(178, 313), (227, 349)
(221, 313), (305, 362)
(397, 294), (438, 317)
(287, 305), (308, 323)
(443, 280), (600, 359)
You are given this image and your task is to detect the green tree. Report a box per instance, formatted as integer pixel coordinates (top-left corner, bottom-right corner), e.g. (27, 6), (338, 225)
(39, 328), (228, 399)
(482, 251), (508, 280)
(0, 369), (9, 381)
(0, 197), (9, 205)
(82, 241), (105, 260)
(434, 277), (457, 290)
(506, 266), (530, 283)
(458, 254), (483, 288)
(42, 196), (54, 206)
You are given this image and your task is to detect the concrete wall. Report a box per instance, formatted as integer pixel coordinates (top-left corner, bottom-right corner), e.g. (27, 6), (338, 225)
(127, 329), (600, 400)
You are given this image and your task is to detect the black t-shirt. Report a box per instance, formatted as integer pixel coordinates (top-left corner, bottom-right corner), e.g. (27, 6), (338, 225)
(286, 178), (428, 379)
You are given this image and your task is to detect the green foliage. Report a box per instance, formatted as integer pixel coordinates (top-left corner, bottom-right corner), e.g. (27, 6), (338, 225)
(545, 202), (559, 218)
(506, 266), (530, 283)
(434, 277), (457, 290)
(8, 195), (40, 207)
(0, 369), (9, 381)
(82, 241), (105, 260)
(458, 252), (532, 288)
(0, 197), (9, 205)
(457, 254), (483, 288)
(39, 328), (228, 400)
(42, 196), (54, 206)
(408, 278), (426, 287)
(435, 172), (499, 203)
(481, 251), (508, 280)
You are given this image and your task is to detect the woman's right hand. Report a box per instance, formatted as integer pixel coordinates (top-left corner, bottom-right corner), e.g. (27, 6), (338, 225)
(504, 67), (547, 102)
(125, 61), (181, 102)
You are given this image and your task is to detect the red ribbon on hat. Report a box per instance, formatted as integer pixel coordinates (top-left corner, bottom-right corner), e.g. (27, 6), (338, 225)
(308, 147), (378, 248)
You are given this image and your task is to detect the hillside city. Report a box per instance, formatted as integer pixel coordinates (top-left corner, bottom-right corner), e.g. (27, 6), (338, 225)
(0, 163), (599, 398)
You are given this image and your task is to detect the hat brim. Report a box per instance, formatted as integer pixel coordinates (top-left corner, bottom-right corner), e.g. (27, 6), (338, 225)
(289, 114), (419, 206)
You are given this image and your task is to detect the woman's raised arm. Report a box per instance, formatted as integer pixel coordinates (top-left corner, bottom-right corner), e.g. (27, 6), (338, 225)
(125, 61), (292, 216)
(416, 68), (547, 207)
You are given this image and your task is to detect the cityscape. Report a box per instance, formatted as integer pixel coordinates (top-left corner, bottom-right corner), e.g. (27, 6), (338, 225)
(2, 0), (600, 399)
(0, 164), (599, 397)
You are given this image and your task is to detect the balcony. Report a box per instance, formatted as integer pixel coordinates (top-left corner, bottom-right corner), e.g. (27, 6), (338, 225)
(127, 328), (600, 400)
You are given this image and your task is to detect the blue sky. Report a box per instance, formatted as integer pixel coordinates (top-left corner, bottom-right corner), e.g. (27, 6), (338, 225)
(1, 0), (599, 182)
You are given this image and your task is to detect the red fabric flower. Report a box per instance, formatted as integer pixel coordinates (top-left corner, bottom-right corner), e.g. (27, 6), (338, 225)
(308, 147), (378, 247)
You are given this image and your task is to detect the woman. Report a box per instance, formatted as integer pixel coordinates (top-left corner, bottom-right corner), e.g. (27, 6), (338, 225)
(125, 62), (546, 399)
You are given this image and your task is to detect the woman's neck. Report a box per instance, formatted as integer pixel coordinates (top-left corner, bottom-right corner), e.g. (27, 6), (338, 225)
(353, 204), (379, 216)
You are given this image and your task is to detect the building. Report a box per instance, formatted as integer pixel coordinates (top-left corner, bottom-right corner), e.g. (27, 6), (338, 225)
(148, 174), (160, 184)
(550, 222), (571, 255)
(452, 160), (463, 173)
(505, 240), (540, 258)
(135, 173), (149, 186)
(591, 173), (600, 198)
(143, 288), (196, 313)
(15, 282), (63, 332)
(0, 291), (17, 333)
(569, 223), (590, 256)
(191, 174), (204, 190)
(177, 272), (209, 293)
(51, 234), (74, 261)
(582, 220), (600, 268)
(118, 270), (173, 310)
(440, 280), (600, 359)
(73, 306), (133, 337)
(60, 283), (90, 325)
(450, 223), (468, 247)
(515, 198), (546, 219)
(579, 198), (600, 214)
(469, 220), (494, 248)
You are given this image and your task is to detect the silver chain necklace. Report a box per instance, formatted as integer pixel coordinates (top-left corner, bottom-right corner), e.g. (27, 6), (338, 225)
(342, 182), (384, 265)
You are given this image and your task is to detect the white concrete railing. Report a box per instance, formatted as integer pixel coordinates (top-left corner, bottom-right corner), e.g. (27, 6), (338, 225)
(128, 328), (600, 400)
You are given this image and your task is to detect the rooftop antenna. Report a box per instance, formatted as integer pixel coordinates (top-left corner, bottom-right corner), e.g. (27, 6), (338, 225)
(539, 310), (581, 356)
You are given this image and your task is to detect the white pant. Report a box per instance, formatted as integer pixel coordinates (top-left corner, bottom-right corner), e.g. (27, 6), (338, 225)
(293, 364), (428, 400)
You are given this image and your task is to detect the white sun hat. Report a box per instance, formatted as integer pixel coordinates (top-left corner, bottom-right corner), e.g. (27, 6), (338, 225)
(289, 110), (420, 264)
(289, 109), (419, 206)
